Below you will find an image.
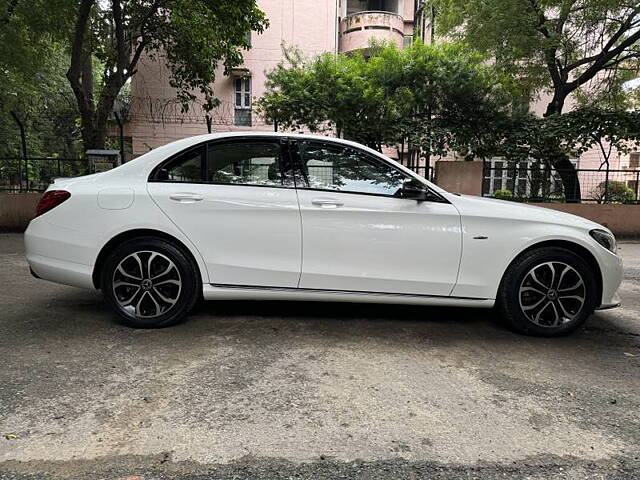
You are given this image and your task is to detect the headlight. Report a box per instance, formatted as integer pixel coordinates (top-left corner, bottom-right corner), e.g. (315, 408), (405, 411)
(590, 229), (617, 254)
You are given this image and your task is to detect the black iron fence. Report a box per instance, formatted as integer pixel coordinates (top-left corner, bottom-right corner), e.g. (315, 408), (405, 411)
(407, 165), (435, 182)
(482, 163), (640, 204)
(0, 157), (92, 193)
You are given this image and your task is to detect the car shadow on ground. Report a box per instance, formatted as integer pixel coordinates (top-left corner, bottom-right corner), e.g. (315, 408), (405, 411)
(3, 285), (638, 358)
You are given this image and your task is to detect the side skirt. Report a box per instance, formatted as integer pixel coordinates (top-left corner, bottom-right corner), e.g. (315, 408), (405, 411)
(203, 284), (495, 308)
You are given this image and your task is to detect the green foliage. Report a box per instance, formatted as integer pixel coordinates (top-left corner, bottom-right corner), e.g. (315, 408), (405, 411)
(495, 107), (640, 163)
(592, 180), (636, 204)
(490, 107), (640, 202)
(493, 189), (513, 200)
(430, 0), (640, 114)
(257, 40), (515, 157)
(0, 2), (81, 157)
(548, 108), (640, 160)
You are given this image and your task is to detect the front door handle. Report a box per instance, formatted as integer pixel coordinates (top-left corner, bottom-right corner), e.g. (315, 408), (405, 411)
(169, 193), (204, 203)
(311, 198), (344, 208)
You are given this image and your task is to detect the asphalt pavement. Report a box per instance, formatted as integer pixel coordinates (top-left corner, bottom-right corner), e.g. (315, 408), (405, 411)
(1, 234), (639, 479)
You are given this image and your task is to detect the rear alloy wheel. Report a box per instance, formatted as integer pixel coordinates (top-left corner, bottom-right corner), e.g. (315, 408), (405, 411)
(101, 237), (200, 328)
(498, 247), (598, 336)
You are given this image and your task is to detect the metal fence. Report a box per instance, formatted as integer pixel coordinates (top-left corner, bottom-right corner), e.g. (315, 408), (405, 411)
(407, 165), (435, 182)
(0, 157), (92, 193)
(482, 163), (640, 204)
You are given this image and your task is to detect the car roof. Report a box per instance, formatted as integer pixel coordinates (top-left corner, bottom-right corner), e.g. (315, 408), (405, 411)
(115, 132), (380, 174)
(166, 131), (370, 148)
(100, 131), (446, 196)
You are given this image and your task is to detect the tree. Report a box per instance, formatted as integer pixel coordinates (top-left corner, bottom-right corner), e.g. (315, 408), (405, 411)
(548, 107), (640, 201)
(257, 41), (515, 162)
(430, 0), (640, 201)
(256, 46), (403, 151)
(2, 0), (268, 150)
(497, 108), (640, 201)
(0, 2), (81, 158)
(431, 0), (640, 116)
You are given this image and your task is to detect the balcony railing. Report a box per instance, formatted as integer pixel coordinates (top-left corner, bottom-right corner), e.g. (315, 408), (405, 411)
(339, 11), (405, 53)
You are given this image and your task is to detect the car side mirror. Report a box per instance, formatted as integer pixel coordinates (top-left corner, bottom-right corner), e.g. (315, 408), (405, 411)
(399, 180), (443, 202)
(400, 180), (430, 201)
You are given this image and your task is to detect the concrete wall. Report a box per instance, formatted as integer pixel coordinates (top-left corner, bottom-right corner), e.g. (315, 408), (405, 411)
(435, 161), (484, 196)
(530, 203), (640, 238)
(0, 193), (40, 232)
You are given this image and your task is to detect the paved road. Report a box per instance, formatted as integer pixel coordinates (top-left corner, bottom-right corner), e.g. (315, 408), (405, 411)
(0, 233), (639, 479)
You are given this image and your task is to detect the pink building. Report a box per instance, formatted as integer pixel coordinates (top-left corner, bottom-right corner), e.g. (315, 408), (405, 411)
(122, 0), (415, 158)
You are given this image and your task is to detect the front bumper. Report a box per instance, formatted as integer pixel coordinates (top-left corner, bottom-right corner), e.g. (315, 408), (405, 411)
(596, 292), (621, 310)
(595, 246), (623, 310)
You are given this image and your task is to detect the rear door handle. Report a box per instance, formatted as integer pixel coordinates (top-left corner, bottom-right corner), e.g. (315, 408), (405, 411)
(311, 198), (343, 208)
(169, 193), (204, 203)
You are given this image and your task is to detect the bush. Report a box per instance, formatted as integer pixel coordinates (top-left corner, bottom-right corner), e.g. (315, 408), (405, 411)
(494, 189), (513, 200)
(593, 180), (636, 204)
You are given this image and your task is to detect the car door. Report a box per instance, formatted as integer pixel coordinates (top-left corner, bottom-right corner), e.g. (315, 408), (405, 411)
(147, 137), (302, 288)
(292, 140), (462, 296)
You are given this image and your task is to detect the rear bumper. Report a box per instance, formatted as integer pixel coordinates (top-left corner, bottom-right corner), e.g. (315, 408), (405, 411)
(26, 253), (94, 289)
(25, 218), (96, 290)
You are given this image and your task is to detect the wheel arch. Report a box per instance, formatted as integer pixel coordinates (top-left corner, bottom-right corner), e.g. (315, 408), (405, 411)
(500, 239), (603, 304)
(92, 228), (204, 289)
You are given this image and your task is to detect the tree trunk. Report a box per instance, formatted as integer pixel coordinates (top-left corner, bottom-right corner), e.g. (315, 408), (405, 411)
(543, 88), (569, 118)
(67, 0), (99, 150)
(543, 87), (581, 202)
(548, 147), (581, 203)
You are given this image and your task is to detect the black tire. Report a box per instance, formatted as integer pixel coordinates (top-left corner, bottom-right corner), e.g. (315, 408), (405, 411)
(101, 236), (201, 328)
(497, 247), (598, 337)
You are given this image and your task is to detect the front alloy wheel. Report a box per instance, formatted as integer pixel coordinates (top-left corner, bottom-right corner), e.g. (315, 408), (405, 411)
(498, 247), (598, 336)
(518, 261), (586, 328)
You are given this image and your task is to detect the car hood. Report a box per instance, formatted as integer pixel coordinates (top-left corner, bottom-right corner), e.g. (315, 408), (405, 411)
(447, 194), (606, 232)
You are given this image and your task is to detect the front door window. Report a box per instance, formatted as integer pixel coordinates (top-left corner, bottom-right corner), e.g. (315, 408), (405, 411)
(295, 141), (409, 196)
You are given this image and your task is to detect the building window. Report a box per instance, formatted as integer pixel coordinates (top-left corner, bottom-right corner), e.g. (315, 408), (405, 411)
(629, 152), (639, 170)
(234, 77), (252, 127)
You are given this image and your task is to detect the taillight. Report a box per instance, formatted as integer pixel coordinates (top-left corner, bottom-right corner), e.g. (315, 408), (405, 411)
(35, 190), (71, 217)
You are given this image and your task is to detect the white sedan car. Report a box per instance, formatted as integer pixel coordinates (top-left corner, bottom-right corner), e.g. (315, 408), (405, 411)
(25, 133), (622, 336)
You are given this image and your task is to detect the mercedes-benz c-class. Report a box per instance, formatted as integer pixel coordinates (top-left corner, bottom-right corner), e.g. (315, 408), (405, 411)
(25, 133), (622, 336)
